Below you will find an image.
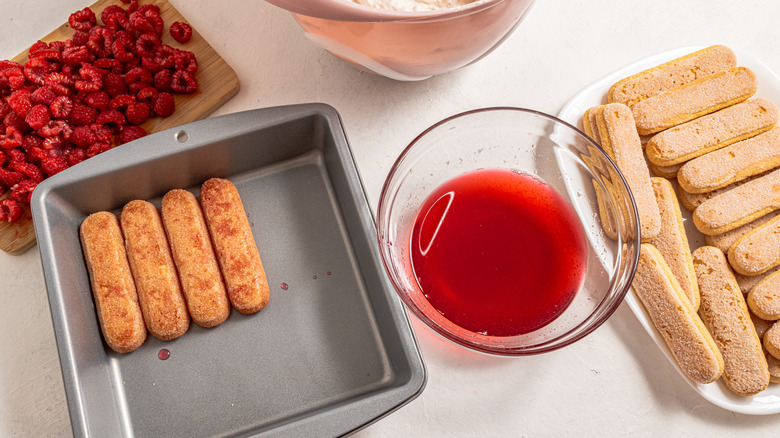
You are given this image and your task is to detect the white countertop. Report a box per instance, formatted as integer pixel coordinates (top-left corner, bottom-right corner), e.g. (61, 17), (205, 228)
(2, 0), (780, 436)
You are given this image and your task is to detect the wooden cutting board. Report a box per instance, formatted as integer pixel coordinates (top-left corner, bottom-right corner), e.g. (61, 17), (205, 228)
(1, 0), (239, 254)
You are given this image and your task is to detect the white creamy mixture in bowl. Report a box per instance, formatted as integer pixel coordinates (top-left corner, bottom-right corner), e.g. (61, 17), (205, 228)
(350, 0), (482, 12)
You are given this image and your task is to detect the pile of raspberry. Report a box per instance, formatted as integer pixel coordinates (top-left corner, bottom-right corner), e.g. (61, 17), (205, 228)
(0, 0), (196, 222)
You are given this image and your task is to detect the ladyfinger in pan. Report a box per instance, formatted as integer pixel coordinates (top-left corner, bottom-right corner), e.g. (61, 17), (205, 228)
(607, 45), (737, 108)
(632, 244), (723, 384)
(161, 189), (231, 328)
(121, 200), (190, 341)
(632, 67), (758, 136)
(200, 178), (270, 314)
(80, 211), (146, 353)
(693, 246), (769, 396)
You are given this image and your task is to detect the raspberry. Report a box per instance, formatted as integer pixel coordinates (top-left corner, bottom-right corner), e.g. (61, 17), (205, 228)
(173, 50), (198, 73)
(0, 126), (23, 149)
(109, 94), (135, 112)
(154, 45), (176, 69)
(11, 179), (38, 204)
(37, 120), (68, 138)
(170, 22), (193, 43)
(41, 156), (69, 177)
(0, 168), (23, 187)
(71, 126), (96, 148)
(28, 41), (49, 58)
(111, 40), (135, 64)
(70, 103), (98, 126)
(0, 103), (11, 120)
(103, 72), (127, 96)
(101, 6), (129, 32)
(25, 104), (50, 131)
(119, 125), (147, 144)
(153, 69), (170, 91)
(21, 134), (42, 151)
(90, 124), (113, 143)
(127, 0), (139, 13)
(42, 135), (65, 151)
(170, 71), (197, 94)
(124, 67), (153, 92)
(0, 199), (22, 223)
(126, 102), (149, 125)
(84, 91), (110, 111)
(50, 95), (73, 119)
(68, 8), (97, 32)
(66, 147), (86, 166)
(72, 31), (89, 46)
(129, 9), (164, 37)
(11, 162), (43, 183)
(136, 87), (158, 106)
(7, 89), (32, 117)
(0, 67), (25, 91)
(95, 110), (126, 130)
(75, 65), (103, 92)
(135, 33), (161, 58)
(152, 92), (175, 117)
(141, 56), (164, 74)
(45, 72), (74, 95)
(6, 148), (24, 164)
(85, 142), (111, 158)
(4, 112), (31, 133)
(30, 86), (57, 105)
(26, 147), (47, 163)
(93, 58), (122, 70)
(87, 27), (113, 58)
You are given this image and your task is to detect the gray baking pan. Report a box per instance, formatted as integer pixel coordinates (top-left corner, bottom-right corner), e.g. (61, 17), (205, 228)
(31, 103), (426, 437)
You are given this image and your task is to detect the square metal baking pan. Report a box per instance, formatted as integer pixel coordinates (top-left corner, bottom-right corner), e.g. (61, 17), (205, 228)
(31, 103), (426, 437)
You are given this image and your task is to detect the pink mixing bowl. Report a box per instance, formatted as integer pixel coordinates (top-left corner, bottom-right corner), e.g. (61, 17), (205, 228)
(266, 0), (536, 80)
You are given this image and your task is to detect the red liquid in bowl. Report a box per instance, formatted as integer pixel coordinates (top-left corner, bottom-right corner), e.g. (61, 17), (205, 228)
(410, 169), (588, 336)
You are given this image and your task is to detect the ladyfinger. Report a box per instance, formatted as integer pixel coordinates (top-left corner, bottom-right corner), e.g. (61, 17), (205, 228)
(121, 200), (190, 341)
(607, 45), (737, 108)
(678, 171), (769, 212)
(764, 322), (780, 360)
(678, 126), (780, 194)
(650, 178), (700, 309)
(648, 161), (682, 179)
(632, 244), (723, 384)
(692, 168), (780, 235)
(693, 246), (769, 396)
(632, 67), (758, 136)
(728, 214), (780, 276)
(161, 189), (231, 328)
(705, 211), (780, 254)
(80, 211), (146, 353)
(736, 266), (780, 295)
(200, 178), (270, 314)
(646, 98), (778, 167)
(597, 103), (661, 241)
(747, 270), (780, 321)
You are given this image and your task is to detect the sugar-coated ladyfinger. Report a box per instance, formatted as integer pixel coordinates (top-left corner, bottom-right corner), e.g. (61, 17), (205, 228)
(80, 212), (147, 353)
(679, 172), (769, 213)
(632, 67), (757, 136)
(678, 126), (780, 194)
(764, 322), (780, 360)
(736, 266), (780, 295)
(646, 98), (778, 167)
(728, 214), (780, 276)
(693, 168), (780, 235)
(705, 211), (780, 254)
(632, 244), (723, 384)
(693, 246), (769, 396)
(650, 178), (700, 309)
(747, 270), (780, 321)
(598, 103), (661, 241)
(161, 189), (231, 328)
(607, 45), (737, 108)
(121, 200), (190, 341)
(648, 160), (682, 179)
(200, 178), (270, 314)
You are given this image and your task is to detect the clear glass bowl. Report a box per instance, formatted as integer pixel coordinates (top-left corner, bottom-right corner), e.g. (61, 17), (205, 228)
(377, 107), (641, 355)
(272, 0), (536, 81)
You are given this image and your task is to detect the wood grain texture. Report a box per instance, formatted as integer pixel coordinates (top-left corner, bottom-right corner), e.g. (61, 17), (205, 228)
(0, 0), (239, 255)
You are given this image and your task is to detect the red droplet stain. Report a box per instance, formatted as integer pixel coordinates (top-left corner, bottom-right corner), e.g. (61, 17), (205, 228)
(158, 349), (170, 360)
(327, 271), (332, 276)
(281, 282), (289, 290)
(313, 275), (318, 280)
